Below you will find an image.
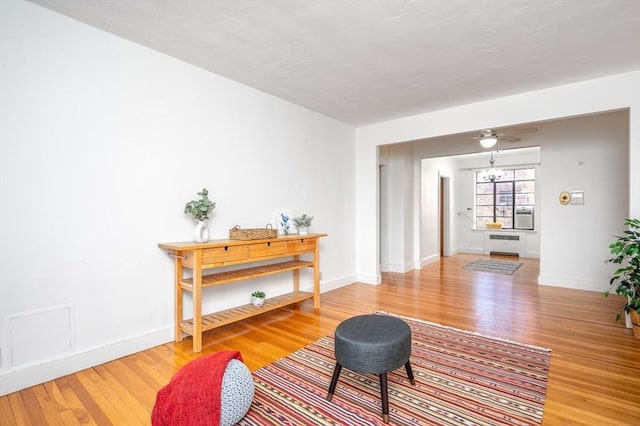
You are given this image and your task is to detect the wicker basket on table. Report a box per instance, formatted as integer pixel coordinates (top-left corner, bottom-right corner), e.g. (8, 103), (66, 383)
(229, 224), (278, 240)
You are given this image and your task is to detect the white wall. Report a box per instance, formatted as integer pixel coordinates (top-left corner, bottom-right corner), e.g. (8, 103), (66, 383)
(0, 1), (356, 395)
(537, 111), (629, 290)
(380, 143), (416, 272)
(356, 71), (640, 287)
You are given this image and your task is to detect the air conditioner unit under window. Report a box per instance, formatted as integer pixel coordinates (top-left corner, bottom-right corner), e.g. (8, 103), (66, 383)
(515, 206), (534, 230)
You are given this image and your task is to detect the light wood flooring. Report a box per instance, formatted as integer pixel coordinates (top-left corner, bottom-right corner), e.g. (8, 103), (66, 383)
(1, 254), (639, 425)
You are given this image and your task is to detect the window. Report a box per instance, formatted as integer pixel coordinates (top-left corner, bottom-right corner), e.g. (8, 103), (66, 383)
(475, 168), (535, 229)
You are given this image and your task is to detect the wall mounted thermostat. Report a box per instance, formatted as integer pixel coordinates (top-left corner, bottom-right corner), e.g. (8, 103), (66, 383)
(571, 191), (584, 205)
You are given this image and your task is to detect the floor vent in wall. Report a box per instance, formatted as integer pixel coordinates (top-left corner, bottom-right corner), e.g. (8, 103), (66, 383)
(489, 234), (521, 241)
(6, 304), (74, 366)
(484, 232), (526, 257)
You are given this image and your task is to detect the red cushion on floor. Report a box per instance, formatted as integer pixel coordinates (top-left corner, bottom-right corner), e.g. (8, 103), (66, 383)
(151, 350), (243, 426)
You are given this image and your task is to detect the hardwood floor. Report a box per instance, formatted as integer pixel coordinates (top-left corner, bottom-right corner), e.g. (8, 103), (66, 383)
(2, 254), (639, 425)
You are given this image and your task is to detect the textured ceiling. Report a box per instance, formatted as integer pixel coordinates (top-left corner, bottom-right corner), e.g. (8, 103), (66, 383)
(28, 0), (640, 126)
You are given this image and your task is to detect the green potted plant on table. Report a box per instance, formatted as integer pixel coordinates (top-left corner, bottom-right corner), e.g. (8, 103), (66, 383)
(292, 214), (314, 235)
(605, 218), (640, 339)
(184, 188), (216, 243)
(251, 290), (266, 307)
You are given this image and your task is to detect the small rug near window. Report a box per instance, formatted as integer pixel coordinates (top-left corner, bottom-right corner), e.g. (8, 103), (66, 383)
(462, 258), (523, 275)
(243, 312), (551, 425)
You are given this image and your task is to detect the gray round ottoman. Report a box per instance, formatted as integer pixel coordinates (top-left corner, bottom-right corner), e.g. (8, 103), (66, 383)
(326, 314), (415, 424)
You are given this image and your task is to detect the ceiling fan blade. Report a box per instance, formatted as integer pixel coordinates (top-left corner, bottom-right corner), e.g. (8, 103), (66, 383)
(499, 135), (521, 142)
(508, 126), (537, 135)
(473, 129), (498, 140)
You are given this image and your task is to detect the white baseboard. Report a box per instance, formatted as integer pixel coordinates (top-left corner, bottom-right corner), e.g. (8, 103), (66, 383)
(356, 272), (381, 285)
(0, 327), (173, 396)
(457, 248), (485, 255)
(538, 275), (607, 292)
(460, 247), (538, 259)
(380, 262), (414, 273)
(305, 274), (356, 293)
(421, 254), (440, 267)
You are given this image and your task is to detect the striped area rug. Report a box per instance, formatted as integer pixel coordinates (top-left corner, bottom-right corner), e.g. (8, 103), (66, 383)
(462, 259), (523, 275)
(241, 313), (551, 425)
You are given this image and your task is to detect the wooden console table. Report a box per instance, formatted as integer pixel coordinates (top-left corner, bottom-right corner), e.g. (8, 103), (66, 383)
(158, 233), (326, 352)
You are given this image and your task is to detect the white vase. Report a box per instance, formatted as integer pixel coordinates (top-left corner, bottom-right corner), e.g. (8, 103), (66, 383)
(194, 220), (209, 243)
(251, 296), (265, 307)
(298, 226), (309, 235)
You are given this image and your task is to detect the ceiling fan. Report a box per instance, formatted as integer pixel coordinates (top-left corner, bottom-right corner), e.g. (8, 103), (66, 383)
(473, 127), (537, 148)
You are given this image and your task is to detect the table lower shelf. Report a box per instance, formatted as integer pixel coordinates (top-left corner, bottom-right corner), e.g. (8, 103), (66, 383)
(180, 260), (314, 289)
(178, 290), (314, 336)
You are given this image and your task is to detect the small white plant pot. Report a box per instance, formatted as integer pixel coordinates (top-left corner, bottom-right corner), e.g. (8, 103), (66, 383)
(251, 296), (265, 307)
(298, 226), (309, 235)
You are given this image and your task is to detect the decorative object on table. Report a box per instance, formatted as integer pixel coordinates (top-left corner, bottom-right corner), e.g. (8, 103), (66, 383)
(229, 224), (277, 240)
(462, 258), (523, 275)
(152, 351), (254, 426)
(605, 218), (640, 338)
(193, 221), (209, 243)
(245, 312), (551, 425)
(250, 291), (265, 307)
(275, 210), (293, 235)
(292, 214), (314, 235)
(184, 188), (216, 243)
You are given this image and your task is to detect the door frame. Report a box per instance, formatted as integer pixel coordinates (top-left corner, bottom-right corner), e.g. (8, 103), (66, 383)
(439, 175), (450, 257)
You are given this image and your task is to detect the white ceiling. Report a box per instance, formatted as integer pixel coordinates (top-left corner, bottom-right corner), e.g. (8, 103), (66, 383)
(28, 0), (640, 126)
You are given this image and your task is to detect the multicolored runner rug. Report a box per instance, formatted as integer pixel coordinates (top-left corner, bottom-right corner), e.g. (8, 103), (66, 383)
(241, 313), (551, 425)
(462, 259), (523, 275)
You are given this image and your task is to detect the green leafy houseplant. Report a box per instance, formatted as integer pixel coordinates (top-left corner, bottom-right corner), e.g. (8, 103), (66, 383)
(251, 290), (265, 307)
(605, 218), (640, 324)
(184, 188), (216, 222)
(292, 214), (313, 228)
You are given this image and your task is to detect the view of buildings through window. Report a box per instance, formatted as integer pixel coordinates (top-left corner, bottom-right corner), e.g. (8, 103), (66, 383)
(475, 168), (535, 229)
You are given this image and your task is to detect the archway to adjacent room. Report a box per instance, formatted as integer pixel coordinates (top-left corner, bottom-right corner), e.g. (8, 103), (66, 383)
(378, 110), (629, 290)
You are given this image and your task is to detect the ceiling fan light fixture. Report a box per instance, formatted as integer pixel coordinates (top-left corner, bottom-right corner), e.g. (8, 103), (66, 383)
(480, 136), (498, 148)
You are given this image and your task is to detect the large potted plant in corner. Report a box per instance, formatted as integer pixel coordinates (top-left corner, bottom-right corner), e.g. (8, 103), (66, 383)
(184, 188), (216, 243)
(605, 218), (640, 338)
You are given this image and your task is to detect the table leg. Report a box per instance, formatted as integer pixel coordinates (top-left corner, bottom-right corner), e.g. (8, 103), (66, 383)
(174, 255), (183, 342)
(192, 249), (202, 353)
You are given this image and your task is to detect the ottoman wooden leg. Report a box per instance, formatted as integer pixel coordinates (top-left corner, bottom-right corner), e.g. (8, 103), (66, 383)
(327, 363), (342, 401)
(405, 361), (416, 385)
(379, 373), (389, 423)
